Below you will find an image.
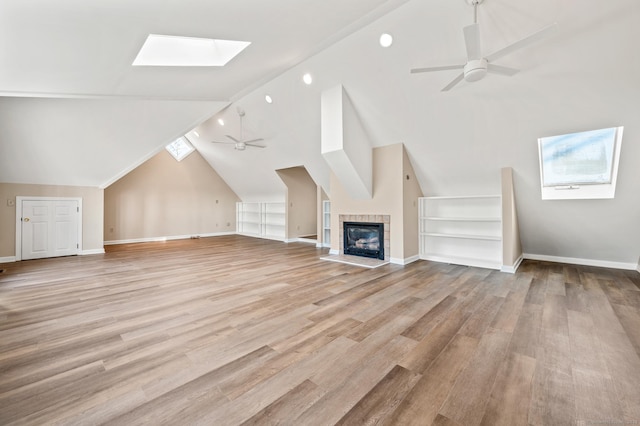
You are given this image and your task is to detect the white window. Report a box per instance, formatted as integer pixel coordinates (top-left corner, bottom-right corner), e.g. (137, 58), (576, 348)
(165, 137), (195, 161)
(538, 126), (623, 200)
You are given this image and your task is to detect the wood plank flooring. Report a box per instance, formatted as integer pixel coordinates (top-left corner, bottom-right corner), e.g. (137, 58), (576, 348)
(1, 235), (639, 425)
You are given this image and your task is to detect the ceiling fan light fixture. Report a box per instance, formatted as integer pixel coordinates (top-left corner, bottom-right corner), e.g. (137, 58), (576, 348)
(411, 0), (555, 91)
(210, 109), (265, 150)
(464, 58), (487, 82)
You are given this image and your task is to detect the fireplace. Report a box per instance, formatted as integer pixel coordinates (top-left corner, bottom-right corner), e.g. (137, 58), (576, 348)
(343, 221), (385, 260)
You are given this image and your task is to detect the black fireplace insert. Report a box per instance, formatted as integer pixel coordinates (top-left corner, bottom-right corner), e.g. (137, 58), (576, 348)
(343, 221), (384, 260)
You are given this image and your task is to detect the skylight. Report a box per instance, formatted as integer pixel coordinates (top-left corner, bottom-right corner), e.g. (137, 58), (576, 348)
(538, 126), (623, 200)
(166, 137), (195, 161)
(133, 34), (251, 67)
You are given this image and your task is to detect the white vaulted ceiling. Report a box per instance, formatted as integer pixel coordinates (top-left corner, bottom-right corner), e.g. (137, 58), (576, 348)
(0, 0), (409, 187)
(0, 0), (407, 100)
(0, 0), (639, 265)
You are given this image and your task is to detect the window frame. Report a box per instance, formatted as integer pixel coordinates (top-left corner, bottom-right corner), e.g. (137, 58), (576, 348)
(165, 136), (195, 162)
(537, 126), (623, 200)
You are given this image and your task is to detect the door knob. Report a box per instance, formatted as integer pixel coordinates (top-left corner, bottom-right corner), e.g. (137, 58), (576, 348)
(23, 218), (30, 222)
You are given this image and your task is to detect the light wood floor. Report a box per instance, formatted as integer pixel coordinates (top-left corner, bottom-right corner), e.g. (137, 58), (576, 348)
(1, 235), (640, 425)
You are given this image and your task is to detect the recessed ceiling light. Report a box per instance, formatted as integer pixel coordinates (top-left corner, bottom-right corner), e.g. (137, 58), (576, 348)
(303, 73), (313, 85)
(379, 33), (393, 47)
(217, 118), (225, 126)
(133, 34), (251, 67)
(193, 130), (200, 137)
(265, 95), (273, 104)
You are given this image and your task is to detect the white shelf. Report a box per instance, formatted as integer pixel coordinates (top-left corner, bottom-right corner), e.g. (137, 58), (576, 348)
(419, 196), (503, 270)
(423, 195), (501, 200)
(424, 216), (500, 222)
(422, 232), (501, 241)
(322, 200), (331, 248)
(237, 202), (286, 241)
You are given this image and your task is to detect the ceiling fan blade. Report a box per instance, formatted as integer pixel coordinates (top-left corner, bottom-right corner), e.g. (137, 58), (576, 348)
(246, 144), (266, 149)
(486, 22), (558, 63)
(463, 23), (482, 61)
(243, 138), (264, 144)
(441, 73), (465, 91)
(486, 63), (519, 76)
(210, 140), (234, 144)
(226, 135), (240, 143)
(411, 64), (464, 74)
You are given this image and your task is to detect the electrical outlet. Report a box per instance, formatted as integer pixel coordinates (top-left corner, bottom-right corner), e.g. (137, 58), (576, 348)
(7, 199), (15, 207)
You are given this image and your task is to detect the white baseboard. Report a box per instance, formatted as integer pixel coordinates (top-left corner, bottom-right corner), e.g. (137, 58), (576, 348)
(1, 251), (104, 262)
(81, 249), (106, 256)
(419, 254), (501, 271)
(390, 255), (420, 266)
(501, 255), (524, 274)
(104, 232), (235, 246)
(236, 233), (285, 242)
(523, 253), (638, 271)
(296, 237), (317, 244)
(285, 237), (317, 244)
(329, 249), (339, 255)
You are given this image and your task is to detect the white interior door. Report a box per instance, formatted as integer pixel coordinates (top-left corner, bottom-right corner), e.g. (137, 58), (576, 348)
(22, 199), (79, 260)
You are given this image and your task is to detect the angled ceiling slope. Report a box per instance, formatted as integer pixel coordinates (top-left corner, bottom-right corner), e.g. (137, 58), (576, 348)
(0, 97), (227, 187)
(0, 0), (410, 100)
(321, 85), (372, 199)
(0, 0), (411, 189)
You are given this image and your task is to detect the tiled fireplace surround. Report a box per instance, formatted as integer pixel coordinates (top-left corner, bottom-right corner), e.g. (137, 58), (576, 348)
(338, 214), (390, 262)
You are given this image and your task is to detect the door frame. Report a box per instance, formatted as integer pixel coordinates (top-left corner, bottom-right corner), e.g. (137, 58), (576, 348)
(15, 196), (83, 261)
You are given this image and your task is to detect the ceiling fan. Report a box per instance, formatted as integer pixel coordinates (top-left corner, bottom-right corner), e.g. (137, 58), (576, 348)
(211, 107), (265, 150)
(411, 0), (557, 91)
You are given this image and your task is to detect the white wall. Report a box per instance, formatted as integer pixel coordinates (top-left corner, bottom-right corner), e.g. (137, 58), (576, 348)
(210, 0), (640, 267)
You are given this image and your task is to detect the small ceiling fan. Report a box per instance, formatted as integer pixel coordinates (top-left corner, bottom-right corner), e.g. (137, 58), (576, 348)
(411, 0), (557, 91)
(211, 107), (265, 150)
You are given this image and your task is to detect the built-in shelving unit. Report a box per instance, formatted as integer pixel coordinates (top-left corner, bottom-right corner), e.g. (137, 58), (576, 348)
(419, 195), (502, 270)
(418, 167), (523, 273)
(236, 202), (286, 241)
(236, 202), (262, 237)
(322, 200), (331, 248)
(263, 202), (286, 240)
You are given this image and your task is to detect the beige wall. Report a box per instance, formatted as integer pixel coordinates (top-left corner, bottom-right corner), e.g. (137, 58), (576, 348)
(501, 167), (523, 268)
(276, 166), (317, 239)
(402, 147), (424, 259)
(104, 150), (239, 242)
(330, 144), (405, 260)
(330, 143), (423, 262)
(0, 183), (104, 258)
(317, 186), (329, 246)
